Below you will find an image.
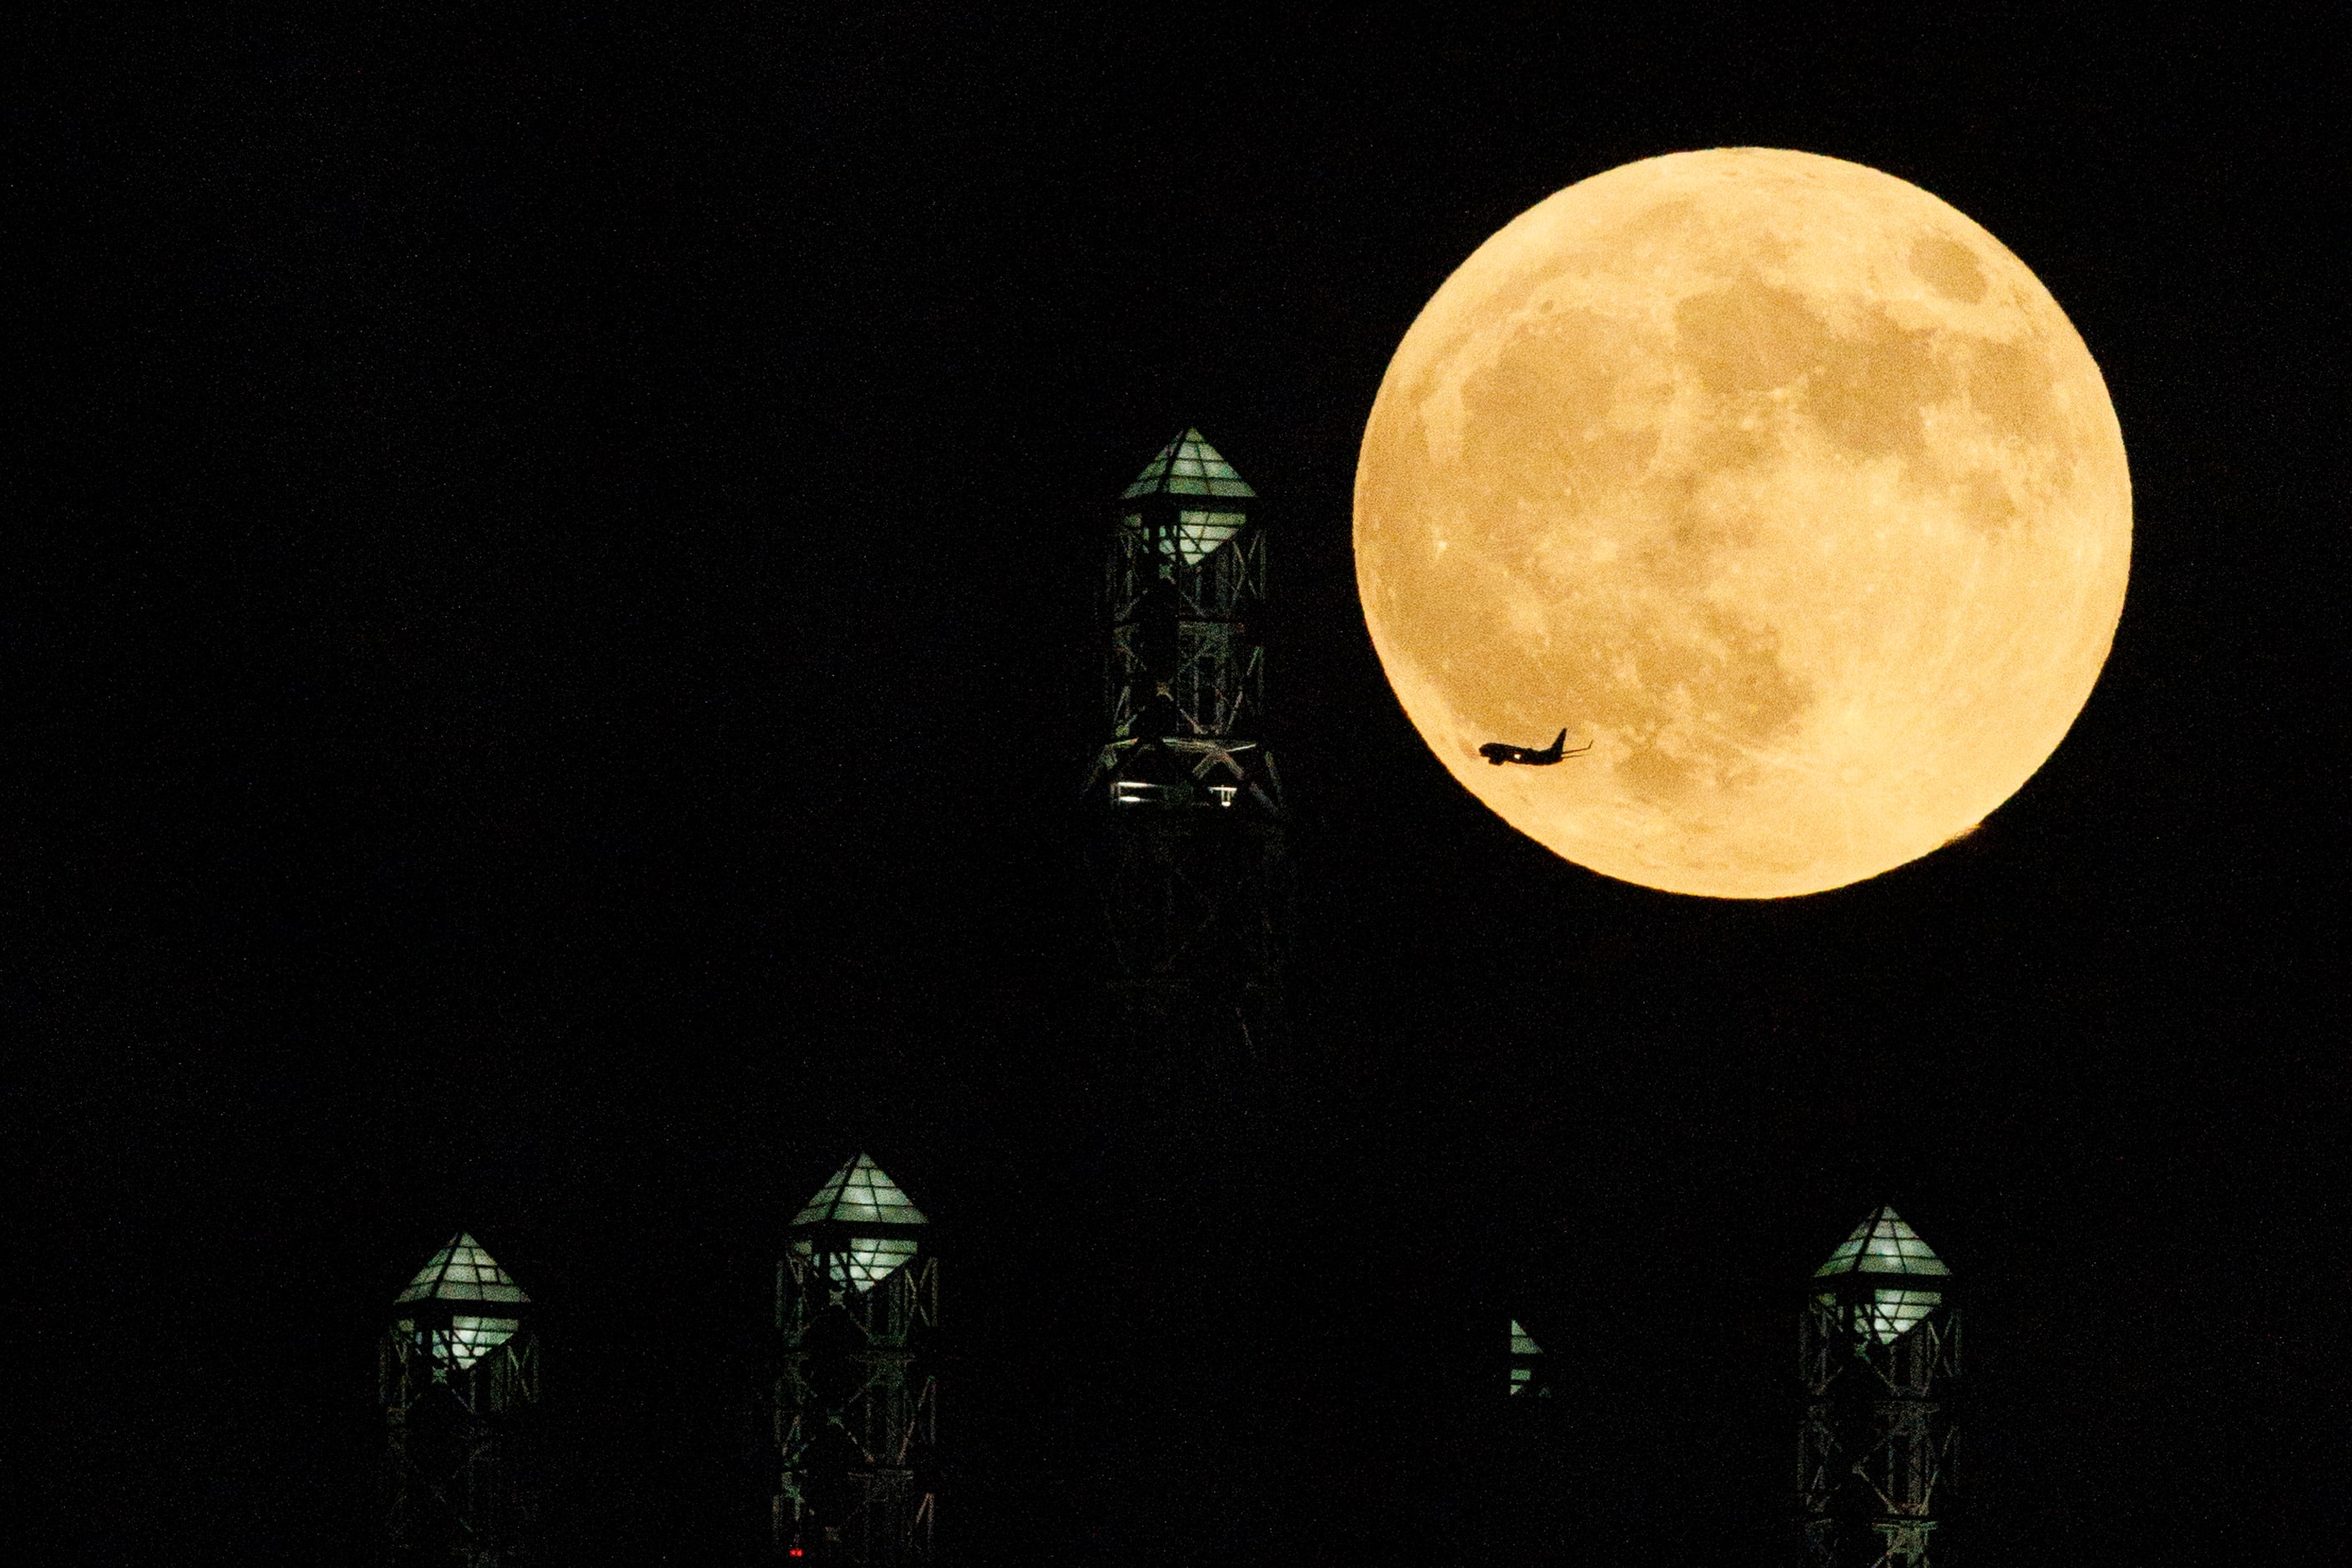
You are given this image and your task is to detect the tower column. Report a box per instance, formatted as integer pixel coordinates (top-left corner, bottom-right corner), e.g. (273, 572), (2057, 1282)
(1085, 429), (1292, 1075)
(767, 1153), (938, 1566)
(380, 1232), (540, 1566)
(1798, 1206), (1961, 1566)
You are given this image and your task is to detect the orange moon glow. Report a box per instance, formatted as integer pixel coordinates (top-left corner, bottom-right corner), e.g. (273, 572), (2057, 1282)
(1355, 149), (2130, 898)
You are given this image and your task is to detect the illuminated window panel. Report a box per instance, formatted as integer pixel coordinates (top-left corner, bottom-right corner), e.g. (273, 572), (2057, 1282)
(1859, 1288), (1945, 1344)
(396, 1232), (531, 1306)
(1120, 507), (1250, 567)
(1175, 509), (1246, 564)
(791, 1153), (928, 1292)
(1509, 1318), (1544, 1395)
(431, 1315), (523, 1369)
(1120, 428), (1257, 502)
(793, 1152), (929, 1227)
(1816, 1285), (1945, 1345)
(1813, 1206), (1950, 1279)
(792, 1236), (920, 1292)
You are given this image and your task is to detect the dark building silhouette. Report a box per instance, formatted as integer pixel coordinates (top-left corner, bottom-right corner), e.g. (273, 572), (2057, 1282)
(764, 1153), (939, 1565)
(379, 1232), (541, 1566)
(1083, 429), (1292, 1076)
(1799, 1206), (1961, 1566)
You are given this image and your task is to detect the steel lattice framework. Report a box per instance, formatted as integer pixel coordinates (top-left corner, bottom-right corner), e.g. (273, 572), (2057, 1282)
(380, 1233), (541, 1567)
(1084, 430), (1291, 1065)
(1798, 1207), (1961, 1567)
(766, 1155), (940, 1566)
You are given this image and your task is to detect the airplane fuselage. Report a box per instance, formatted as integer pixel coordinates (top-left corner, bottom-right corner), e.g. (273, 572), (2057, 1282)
(1478, 729), (1589, 766)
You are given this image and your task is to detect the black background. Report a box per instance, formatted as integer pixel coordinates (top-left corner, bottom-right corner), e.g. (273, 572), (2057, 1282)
(16, 8), (2343, 1565)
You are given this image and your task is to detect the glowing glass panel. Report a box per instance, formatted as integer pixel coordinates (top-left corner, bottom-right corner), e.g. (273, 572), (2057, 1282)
(791, 1153), (927, 1292)
(1120, 507), (1247, 566)
(793, 1152), (929, 1227)
(396, 1232), (531, 1306)
(1508, 1319), (1544, 1396)
(792, 1235), (920, 1292)
(1181, 509), (1245, 564)
(1813, 1206), (1950, 1279)
(1859, 1287), (1944, 1344)
(1120, 428), (1257, 501)
(432, 1315), (521, 1369)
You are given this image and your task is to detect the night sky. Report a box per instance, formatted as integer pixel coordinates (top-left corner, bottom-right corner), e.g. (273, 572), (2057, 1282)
(18, 9), (2341, 1565)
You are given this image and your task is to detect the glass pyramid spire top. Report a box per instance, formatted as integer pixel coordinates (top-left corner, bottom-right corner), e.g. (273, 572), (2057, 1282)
(792, 1152), (929, 1228)
(792, 1153), (928, 1292)
(1121, 428), (1257, 501)
(396, 1232), (531, 1306)
(393, 1232), (529, 1370)
(1813, 1206), (1950, 1346)
(1509, 1319), (1544, 1395)
(1813, 1206), (1951, 1279)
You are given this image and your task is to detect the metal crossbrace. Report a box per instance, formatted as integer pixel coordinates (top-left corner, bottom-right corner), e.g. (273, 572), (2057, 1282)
(1091, 443), (1290, 1110)
(1799, 1408), (1842, 1507)
(770, 1242), (936, 1563)
(1866, 1518), (1935, 1567)
(1854, 1399), (1940, 1516)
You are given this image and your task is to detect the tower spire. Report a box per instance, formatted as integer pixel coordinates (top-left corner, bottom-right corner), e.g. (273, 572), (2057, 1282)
(766, 1154), (939, 1565)
(380, 1232), (541, 1563)
(1085, 428), (1292, 1073)
(1799, 1206), (1961, 1565)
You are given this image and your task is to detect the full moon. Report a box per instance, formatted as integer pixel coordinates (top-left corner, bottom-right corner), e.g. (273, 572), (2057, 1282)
(1355, 149), (2130, 898)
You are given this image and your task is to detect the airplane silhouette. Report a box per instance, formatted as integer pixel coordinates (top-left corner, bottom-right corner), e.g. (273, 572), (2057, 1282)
(1479, 728), (1592, 766)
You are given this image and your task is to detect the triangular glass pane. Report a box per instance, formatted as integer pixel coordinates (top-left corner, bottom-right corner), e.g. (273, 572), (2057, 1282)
(395, 1232), (530, 1308)
(792, 1160), (852, 1225)
(394, 1240), (454, 1302)
(792, 1152), (929, 1227)
(1510, 1319), (1542, 1356)
(1861, 1287), (1944, 1344)
(789, 1235), (922, 1293)
(1813, 1206), (1950, 1278)
(1122, 428), (1257, 501)
(1122, 508), (1246, 566)
(435, 1315), (521, 1370)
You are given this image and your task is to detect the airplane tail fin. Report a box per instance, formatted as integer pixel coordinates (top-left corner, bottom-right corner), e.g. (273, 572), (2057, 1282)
(1551, 728), (1567, 751)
